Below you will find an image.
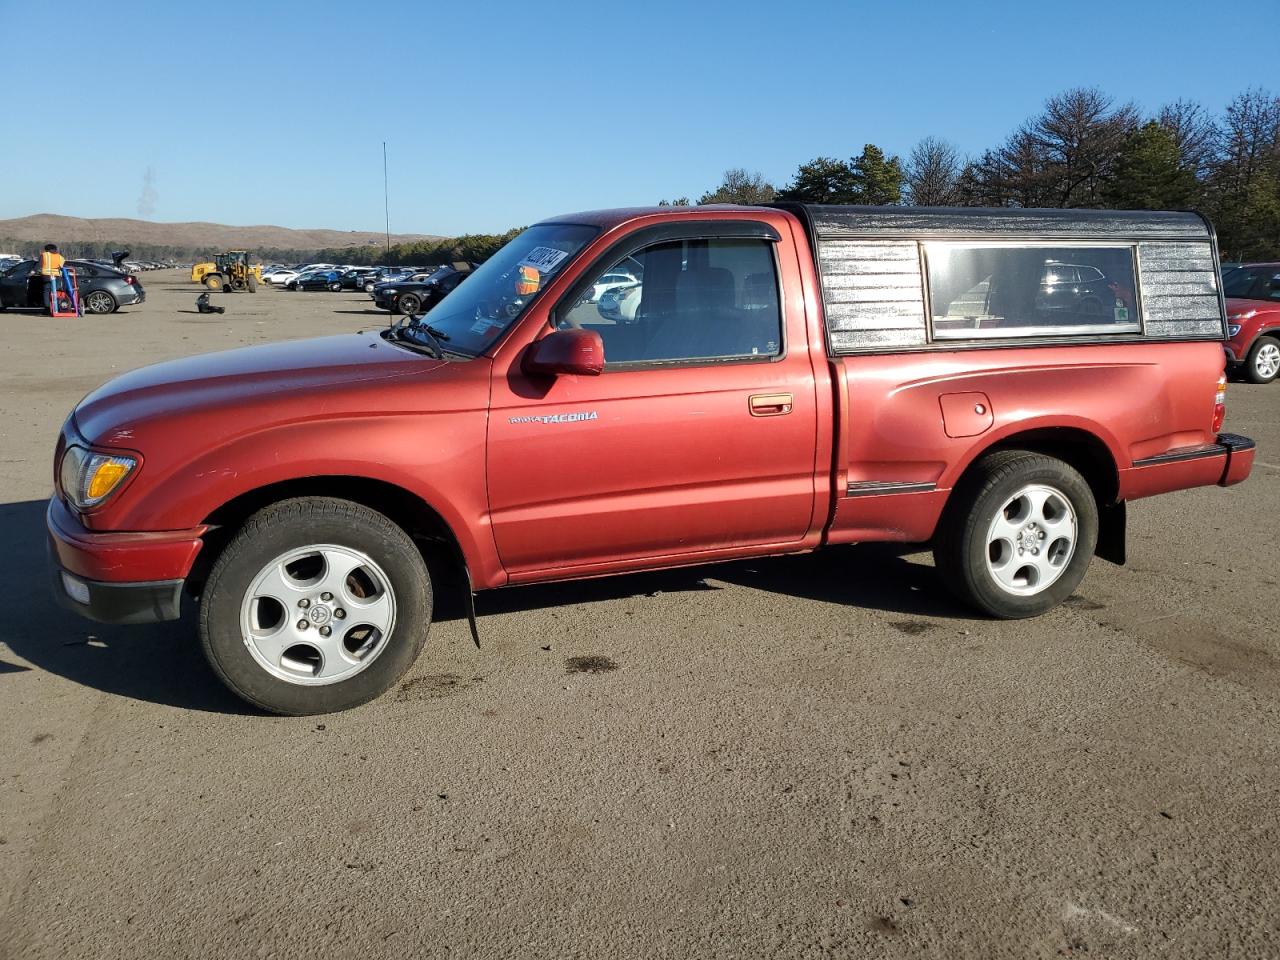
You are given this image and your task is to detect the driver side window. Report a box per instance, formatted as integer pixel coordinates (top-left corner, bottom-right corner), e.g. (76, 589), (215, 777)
(559, 238), (782, 365)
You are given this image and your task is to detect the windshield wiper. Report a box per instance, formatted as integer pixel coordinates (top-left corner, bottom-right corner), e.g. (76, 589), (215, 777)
(383, 324), (442, 359)
(405, 318), (450, 357)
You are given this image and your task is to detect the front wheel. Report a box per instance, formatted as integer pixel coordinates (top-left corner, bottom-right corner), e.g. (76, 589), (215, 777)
(397, 292), (422, 316)
(203, 274), (222, 291)
(199, 497), (432, 714)
(1245, 336), (1280, 384)
(934, 451), (1098, 619)
(247, 275), (257, 293)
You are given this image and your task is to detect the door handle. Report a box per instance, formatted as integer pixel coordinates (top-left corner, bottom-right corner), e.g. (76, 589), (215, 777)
(748, 393), (793, 417)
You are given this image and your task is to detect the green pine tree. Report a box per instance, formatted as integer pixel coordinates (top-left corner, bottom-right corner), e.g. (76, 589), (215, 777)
(1103, 121), (1199, 209)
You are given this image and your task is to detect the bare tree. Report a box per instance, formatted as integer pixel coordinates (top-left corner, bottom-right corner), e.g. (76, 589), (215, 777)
(905, 136), (963, 205)
(1029, 88), (1139, 206)
(1158, 99), (1218, 176)
(698, 168), (777, 205)
(1214, 88), (1280, 191)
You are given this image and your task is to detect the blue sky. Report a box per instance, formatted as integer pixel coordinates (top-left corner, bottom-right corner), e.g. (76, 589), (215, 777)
(0, 0), (1270, 236)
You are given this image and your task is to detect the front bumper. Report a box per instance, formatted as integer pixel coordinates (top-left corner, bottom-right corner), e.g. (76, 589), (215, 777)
(51, 564), (183, 624)
(47, 497), (203, 624)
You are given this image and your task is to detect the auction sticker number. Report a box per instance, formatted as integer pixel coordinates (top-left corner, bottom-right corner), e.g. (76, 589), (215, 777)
(521, 247), (569, 273)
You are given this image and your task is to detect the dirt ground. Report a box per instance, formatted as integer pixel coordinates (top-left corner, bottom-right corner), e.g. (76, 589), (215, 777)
(1, 271), (1278, 959)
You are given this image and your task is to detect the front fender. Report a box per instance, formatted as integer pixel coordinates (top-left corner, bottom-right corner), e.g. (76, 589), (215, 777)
(98, 410), (500, 587)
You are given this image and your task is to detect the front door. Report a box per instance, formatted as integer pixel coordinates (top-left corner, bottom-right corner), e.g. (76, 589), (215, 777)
(486, 230), (819, 579)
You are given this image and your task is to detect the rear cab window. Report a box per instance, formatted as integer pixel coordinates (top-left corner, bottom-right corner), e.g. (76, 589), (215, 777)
(928, 244), (1140, 339)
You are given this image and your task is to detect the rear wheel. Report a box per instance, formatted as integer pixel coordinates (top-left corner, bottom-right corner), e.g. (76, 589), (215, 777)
(1245, 336), (1280, 384)
(247, 275), (258, 293)
(328, 281), (342, 292)
(934, 451), (1098, 619)
(83, 290), (116, 314)
(364, 281), (376, 293)
(203, 274), (222, 291)
(199, 497), (432, 715)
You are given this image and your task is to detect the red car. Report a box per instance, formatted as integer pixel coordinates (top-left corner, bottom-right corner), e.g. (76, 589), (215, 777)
(1223, 262), (1280, 383)
(47, 204), (1255, 714)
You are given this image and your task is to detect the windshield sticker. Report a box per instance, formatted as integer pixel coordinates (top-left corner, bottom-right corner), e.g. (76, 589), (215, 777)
(520, 246), (569, 273)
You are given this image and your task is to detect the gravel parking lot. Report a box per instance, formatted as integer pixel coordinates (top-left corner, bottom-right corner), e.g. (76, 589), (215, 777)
(1, 271), (1278, 959)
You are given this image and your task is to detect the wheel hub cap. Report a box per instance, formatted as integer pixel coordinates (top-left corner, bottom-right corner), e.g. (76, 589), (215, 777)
(1257, 344), (1280, 378)
(985, 484), (1077, 596)
(239, 544), (396, 686)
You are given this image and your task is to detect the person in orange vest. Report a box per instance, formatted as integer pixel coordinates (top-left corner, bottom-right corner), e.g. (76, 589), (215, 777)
(39, 243), (67, 313)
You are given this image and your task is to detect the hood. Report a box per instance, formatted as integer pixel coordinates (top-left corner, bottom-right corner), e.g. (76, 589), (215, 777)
(1227, 296), (1279, 315)
(74, 332), (445, 447)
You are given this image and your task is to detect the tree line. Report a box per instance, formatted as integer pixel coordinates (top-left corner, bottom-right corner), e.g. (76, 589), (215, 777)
(663, 87), (1280, 261)
(0, 232), (525, 269)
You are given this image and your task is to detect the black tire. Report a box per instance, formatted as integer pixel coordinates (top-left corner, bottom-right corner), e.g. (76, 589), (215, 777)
(934, 451), (1098, 619)
(328, 281), (342, 292)
(363, 281), (376, 293)
(247, 275), (258, 293)
(83, 289), (117, 314)
(199, 497), (432, 715)
(398, 292), (421, 316)
(1244, 335), (1280, 385)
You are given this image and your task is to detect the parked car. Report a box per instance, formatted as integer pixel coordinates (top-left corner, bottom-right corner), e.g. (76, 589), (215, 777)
(0, 258), (144, 314)
(47, 204), (1254, 715)
(374, 264), (474, 314)
(339, 268), (379, 291)
(585, 260), (642, 302)
(1223, 261), (1280, 383)
(596, 281), (641, 322)
(365, 267), (416, 293)
(268, 263), (337, 288)
(296, 269), (344, 292)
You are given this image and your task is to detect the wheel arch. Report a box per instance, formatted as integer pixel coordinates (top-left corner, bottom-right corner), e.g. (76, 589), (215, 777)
(188, 475), (472, 600)
(943, 423), (1124, 564)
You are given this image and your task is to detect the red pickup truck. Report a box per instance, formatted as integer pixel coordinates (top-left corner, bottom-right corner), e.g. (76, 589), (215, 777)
(48, 204), (1255, 714)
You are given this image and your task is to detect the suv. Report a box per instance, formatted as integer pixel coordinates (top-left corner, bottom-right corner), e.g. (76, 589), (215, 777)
(47, 204), (1255, 714)
(1223, 262), (1280, 383)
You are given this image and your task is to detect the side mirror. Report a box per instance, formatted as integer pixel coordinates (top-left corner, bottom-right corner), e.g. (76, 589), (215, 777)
(523, 328), (605, 377)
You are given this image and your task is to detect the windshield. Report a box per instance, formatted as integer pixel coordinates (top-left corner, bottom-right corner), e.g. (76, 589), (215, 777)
(401, 223), (597, 356)
(1223, 266), (1263, 299)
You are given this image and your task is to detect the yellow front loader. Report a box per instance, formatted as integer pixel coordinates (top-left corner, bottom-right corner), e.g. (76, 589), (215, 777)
(191, 251), (262, 292)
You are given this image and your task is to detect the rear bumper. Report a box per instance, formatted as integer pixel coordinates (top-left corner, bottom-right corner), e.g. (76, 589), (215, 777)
(47, 497), (203, 624)
(1120, 433), (1256, 500)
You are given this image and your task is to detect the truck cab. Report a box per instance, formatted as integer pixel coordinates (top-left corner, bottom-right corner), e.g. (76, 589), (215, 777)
(47, 205), (1255, 714)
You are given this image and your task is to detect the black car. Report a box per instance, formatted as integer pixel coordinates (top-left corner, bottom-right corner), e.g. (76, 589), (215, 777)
(1033, 261), (1117, 320)
(0, 258), (145, 314)
(373, 264), (474, 315)
(339, 267), (379, 291)
(295, 269), (344, 292)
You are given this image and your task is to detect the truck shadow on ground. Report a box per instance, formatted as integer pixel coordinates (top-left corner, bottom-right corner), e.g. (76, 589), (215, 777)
(3, 499), (967, 713)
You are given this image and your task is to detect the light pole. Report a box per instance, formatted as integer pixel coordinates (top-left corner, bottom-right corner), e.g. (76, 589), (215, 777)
(382, 141), (391, 258)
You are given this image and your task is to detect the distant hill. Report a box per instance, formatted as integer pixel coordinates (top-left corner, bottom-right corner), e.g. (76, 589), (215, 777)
(0, 214), (441, 253)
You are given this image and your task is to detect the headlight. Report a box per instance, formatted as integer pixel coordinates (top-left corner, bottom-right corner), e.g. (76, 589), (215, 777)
(384, 288), (397, 295)
(1228, 324), (1241, 337)
(59, 445), (137, 509)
